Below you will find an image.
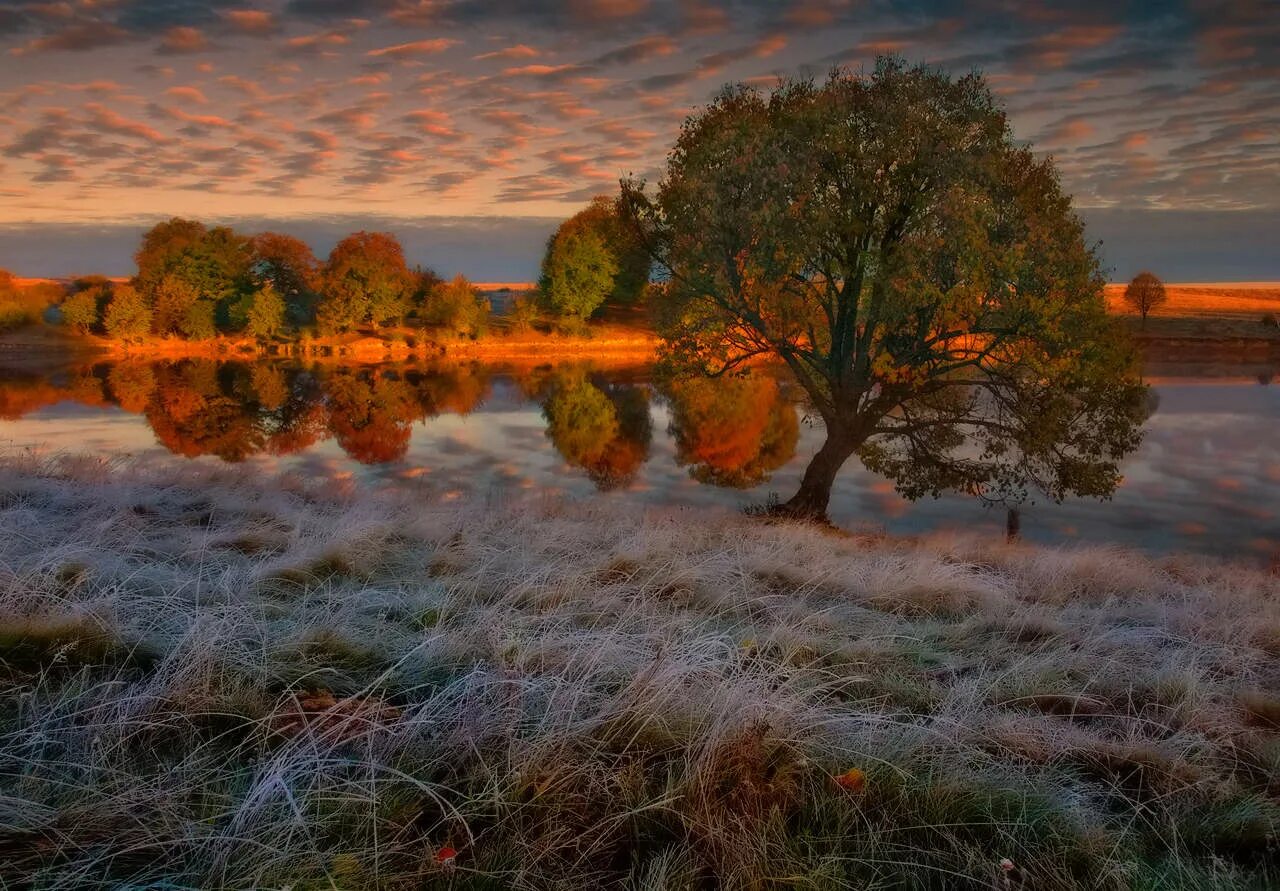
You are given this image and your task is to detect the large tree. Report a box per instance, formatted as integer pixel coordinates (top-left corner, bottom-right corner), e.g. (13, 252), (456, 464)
(622, 58), (1146, 519)
(134, 218), (207, 295)
(541, 196), (650, 316)
(102, 285), (152, 342)
(249, 232), (321, 325)
(538, 210), (619, 321)
(318, 232), (416, 332)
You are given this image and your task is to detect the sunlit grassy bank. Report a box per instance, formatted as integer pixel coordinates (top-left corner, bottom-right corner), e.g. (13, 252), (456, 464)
(1, 457), (1277, 889)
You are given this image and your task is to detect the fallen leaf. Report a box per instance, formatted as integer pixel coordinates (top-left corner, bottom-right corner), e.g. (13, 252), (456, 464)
(834, 767), (866, 793)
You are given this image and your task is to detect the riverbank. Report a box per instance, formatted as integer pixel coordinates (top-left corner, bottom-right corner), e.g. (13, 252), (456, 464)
(0, 320), (661, 367)
(1, 456), (1276, 888)
(4, 283), (1279, 370)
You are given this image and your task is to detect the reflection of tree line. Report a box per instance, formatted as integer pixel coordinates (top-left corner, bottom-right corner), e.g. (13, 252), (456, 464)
(1, 361), (802, 487)
(2, 360), (492, 465)
(532, 368), (799, 491)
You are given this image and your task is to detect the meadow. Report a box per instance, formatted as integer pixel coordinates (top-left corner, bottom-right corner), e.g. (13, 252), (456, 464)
(1105, 283), (1280, 343)
(1, 455), (1276, 888)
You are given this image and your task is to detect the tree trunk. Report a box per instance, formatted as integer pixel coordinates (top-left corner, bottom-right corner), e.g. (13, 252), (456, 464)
(1006, 508), (1021, 541)
(780, 427), (864, 521)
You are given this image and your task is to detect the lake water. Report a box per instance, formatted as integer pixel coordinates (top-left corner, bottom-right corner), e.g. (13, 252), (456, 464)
(1, 355), (1278, 562)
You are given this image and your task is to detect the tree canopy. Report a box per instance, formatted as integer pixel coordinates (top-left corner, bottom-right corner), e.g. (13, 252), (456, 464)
(539, 197), (646, 320)
(249, 232), (321, 324)
(103, 285), (151, 342)
(1123, 271), (1167, 327)
(425, 274), (489, 338)
(622, 57), (1146, 518)
(318, 231), (416, 332)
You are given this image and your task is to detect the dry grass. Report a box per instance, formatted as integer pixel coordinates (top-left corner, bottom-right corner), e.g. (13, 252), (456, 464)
(0, 455), (1276, 889)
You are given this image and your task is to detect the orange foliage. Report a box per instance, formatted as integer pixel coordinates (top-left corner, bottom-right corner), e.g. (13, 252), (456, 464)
(665, 374), (798, 487)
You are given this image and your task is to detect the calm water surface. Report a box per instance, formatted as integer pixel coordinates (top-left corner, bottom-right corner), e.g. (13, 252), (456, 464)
(1, 355), (1278, 561)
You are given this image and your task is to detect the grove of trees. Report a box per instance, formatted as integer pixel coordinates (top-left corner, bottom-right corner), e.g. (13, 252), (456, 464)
(538, 195), (649, 323)
(58, 221), (496, 342)
(622, 56), (1147, 519)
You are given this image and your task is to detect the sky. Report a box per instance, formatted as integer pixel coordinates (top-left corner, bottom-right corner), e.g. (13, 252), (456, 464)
(0, 0), (1276, 280)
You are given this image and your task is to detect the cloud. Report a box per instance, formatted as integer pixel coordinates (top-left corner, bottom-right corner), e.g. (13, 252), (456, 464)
(10, 23), (131, 54)
(473, 44), (540, 61)
(0, 0), (1274, 284)
(84, 103), (173, 145)
(496, 173), (574, 202)
(403, 109), (467, 142)
(221, 9), (278, 35)
(283, 28), (352, 55)
(592, 35), (678, 66)
(164, 85), (209, 104)
(366, 38), (459, 58)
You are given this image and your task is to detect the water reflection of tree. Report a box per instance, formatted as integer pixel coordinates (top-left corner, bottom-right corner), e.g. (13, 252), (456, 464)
(412, 363), (490, 417)
(542, 368), (651, 490)
(107, 363), (156, 413)
(146, 361), (267, 461)
(324, 369), (420, 464)
(0, 358), (489, 466)
(663, 374), (798, 488)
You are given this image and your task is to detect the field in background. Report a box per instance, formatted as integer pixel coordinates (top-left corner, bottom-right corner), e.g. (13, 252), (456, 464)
(1, 455), (1277, 888)
(1106, 283), (1280, 344)
(1106, 282), (1280, 319)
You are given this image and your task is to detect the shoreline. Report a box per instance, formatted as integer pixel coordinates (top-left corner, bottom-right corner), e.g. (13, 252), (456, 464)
(0, 324), (662, 367)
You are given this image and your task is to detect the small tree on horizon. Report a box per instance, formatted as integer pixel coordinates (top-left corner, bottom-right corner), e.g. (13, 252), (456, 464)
(1123, 271), (1167, 328)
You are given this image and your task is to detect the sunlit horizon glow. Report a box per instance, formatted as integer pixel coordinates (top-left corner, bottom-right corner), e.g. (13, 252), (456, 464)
(0, 1), (1276, 278)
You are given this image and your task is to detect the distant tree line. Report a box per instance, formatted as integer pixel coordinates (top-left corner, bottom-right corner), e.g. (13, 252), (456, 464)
(51, 202), (654, 343)
(59, 220), (491, 342)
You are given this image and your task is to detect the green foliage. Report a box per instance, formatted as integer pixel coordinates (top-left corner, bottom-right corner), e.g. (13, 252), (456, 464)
(541, 370), (651, 490)
(60, 289), (101, 334)
(546, 196), (650, 312)
(133, 219), (255, 338)
(134, 218), (207, 294)
(180, 298), (217, 340)
(538, 212), (619, 320)
(245, 282), (286, 340)
(0, 271), (62, 333)
(151, 274), (200, 336)
(624, 56), (1146, 517)
(318, 232), (415, 332)
(425, 275), (489, 338)
(410, 266), (444, 319)
(506, 292), (540, 332)
(250, 232), (320, 325)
